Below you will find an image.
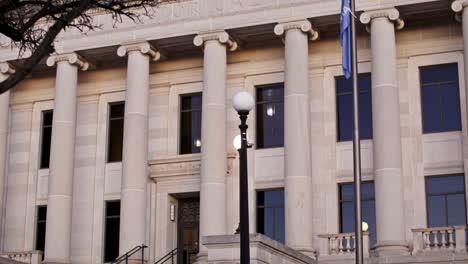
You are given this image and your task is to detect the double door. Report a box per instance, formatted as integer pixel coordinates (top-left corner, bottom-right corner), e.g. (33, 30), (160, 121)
(177, 198), (199, 264)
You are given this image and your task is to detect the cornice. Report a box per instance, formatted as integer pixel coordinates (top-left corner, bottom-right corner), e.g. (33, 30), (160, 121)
(46, 52), (89, 71)
(0, 62), (15, 75)
(117, 41), (161, 61)
(360, 8), (405, 30)
(274, 19), (319, 41)
(193, 31), (238, 52)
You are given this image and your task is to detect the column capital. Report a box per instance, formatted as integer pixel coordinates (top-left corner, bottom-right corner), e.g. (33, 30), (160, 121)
(117, 41), (161, 61)
(193, 31), (238, 52)
(0, 62), (15, 75)
(274, 19), (319, 40)
(452, 0), (468, 12)
(360, 8), (404, 30)
(46, 52), (89, 71)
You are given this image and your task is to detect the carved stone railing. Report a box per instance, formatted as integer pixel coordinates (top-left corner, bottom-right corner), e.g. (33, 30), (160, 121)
(0, 251), (42, 264)
(412, 226), (466, 255)
(318, 232), (370, 258)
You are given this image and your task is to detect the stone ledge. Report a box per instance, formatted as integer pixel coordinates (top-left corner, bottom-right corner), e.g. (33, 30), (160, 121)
(202, 233), (316, 264)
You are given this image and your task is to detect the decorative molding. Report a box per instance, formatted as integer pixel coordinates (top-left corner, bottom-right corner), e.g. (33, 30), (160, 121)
(452, 0), (468, 12)
(117, 41), (161, 61)
(274, 19), (319, 41)
(46, 52), (89, 71)
(149, 153), (236, 181)
(193, 31), (238, 52)
(360, 8), (405, 30)
(0, 62), (15, 75)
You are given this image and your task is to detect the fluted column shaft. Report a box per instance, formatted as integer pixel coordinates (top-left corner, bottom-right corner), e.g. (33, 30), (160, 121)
(274, 20), (318, 256)
(0, 63), (14, 243)
(360, 9), (408, 256)
(117, 42), (160, 257)
(193, 31), (237, 260)
(44, 53), (88, 264)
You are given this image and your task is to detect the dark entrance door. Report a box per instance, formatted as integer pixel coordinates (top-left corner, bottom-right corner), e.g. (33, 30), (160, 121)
(177, 198), (199, 264)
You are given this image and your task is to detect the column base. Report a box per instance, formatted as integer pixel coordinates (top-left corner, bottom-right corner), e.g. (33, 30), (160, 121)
(196, 251), (208, 264)
(42, 258), (71, 264)
(293, 247), (317, 259)
(374, 241), (410, 256)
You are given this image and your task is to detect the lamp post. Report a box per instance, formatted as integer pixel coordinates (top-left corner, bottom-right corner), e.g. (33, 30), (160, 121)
(232, 91), (255, 264)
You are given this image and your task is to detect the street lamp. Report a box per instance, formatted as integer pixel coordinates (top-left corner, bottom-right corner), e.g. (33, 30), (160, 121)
(232, 91), (255, 264)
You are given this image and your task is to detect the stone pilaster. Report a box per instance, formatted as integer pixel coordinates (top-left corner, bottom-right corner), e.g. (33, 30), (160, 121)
(0, 62), (14, 244)
(44, 52), (88, 264)
(193, 31), (237, 262)
(360, 8), (409, 256)
(117, 42), (159, 259)
(274, 20), (317, 257)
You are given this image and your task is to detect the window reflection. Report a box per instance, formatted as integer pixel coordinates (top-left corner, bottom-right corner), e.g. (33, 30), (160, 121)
(257, 189), (285, 243)
(256, 85), (284, 149)
(335, 74), (373, 142)
(180, 93), (202, 154)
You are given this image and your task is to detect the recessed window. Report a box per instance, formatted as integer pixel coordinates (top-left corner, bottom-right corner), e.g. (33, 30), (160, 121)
(35, 206), (47, 253)
(40, 111), (53, 169)
(180, 93), (202, 154)
(420, 63), (461, 133)
(107, 102), (125, 163)
(256, 85), (284, 149)
(335, 74), (373, 142)
(257, 189), (285, 243)
(426, 175), (466, 228)
(104, 201), (120, 263)
(339, 182), (377, 246)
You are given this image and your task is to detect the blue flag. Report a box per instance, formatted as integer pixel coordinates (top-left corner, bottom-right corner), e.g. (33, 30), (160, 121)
(340, 0), (352, 79)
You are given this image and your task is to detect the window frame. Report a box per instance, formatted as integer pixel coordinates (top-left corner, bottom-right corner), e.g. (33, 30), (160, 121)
(255, 83), (285, 149)
(39, 110), (53, 169)
(256, 188), (285, 243)
(179, 92), (203, 155)
(424, 174), (467, 228)
(335, 73), (373, 142)
(419, 63), (462, 134)
(35, 205), (47, 253)
(103, 200), (121, 263)
(106, 101), (125, 163)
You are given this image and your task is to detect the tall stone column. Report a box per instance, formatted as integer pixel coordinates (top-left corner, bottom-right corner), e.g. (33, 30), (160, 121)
(117, 42), (160, 258)
(193, 31), (237, 260)
(0, 62), (14, 241)
(274, 20), (318, 256)
(44, 53), (88, 264)
(360, 9), (409, 256)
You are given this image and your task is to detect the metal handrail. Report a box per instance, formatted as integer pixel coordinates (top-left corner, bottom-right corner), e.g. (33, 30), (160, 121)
(113, 244), (148, 264)
(154, 248), (177, 264)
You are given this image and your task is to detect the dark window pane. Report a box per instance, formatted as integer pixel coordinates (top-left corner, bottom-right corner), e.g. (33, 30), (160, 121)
(420, 64), (461, 133)
(40, 111), (53, 169)
(104, 201), (120, 262)
(339, 182), (377, 246)
(35, 206), (47, 253)
(107, 103), (124, 162)
(180, 93), (202, 154)
(426, 175), (467, 228)
(256, 85), (284, 149)
(336, 74), (373, 141)
(256, 189), (285, 243)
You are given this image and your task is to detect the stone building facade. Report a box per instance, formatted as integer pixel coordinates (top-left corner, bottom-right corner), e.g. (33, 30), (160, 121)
(0, 0), (468, 263)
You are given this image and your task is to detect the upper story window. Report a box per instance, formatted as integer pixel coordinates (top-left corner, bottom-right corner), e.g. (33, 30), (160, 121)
(420, 63), (461, 133)
(40, 111), (53, 169)
(256, 85), (284, 149)
(35, 206), (47, 253)
(339, 181), (376, 246)
(426, 175), (466, 228)
(335, 74), (373, 142)
(257, 189), (285, 243)
(107, 102), (125, 163)
(104, 200), (120, 263)
(180, 93), (202, 154)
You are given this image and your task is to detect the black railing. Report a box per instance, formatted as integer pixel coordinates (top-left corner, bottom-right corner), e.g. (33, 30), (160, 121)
(113, 244), (148, 264)
(154, 248), (177, 264)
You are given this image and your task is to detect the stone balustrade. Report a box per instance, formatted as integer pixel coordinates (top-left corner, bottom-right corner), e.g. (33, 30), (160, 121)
(412, 226), (467, 255)
(318, 232), (370, 258)
(0, 251), (42, 264)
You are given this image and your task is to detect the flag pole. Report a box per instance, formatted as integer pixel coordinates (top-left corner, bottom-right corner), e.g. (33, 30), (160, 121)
(349, 0), (363, 264)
